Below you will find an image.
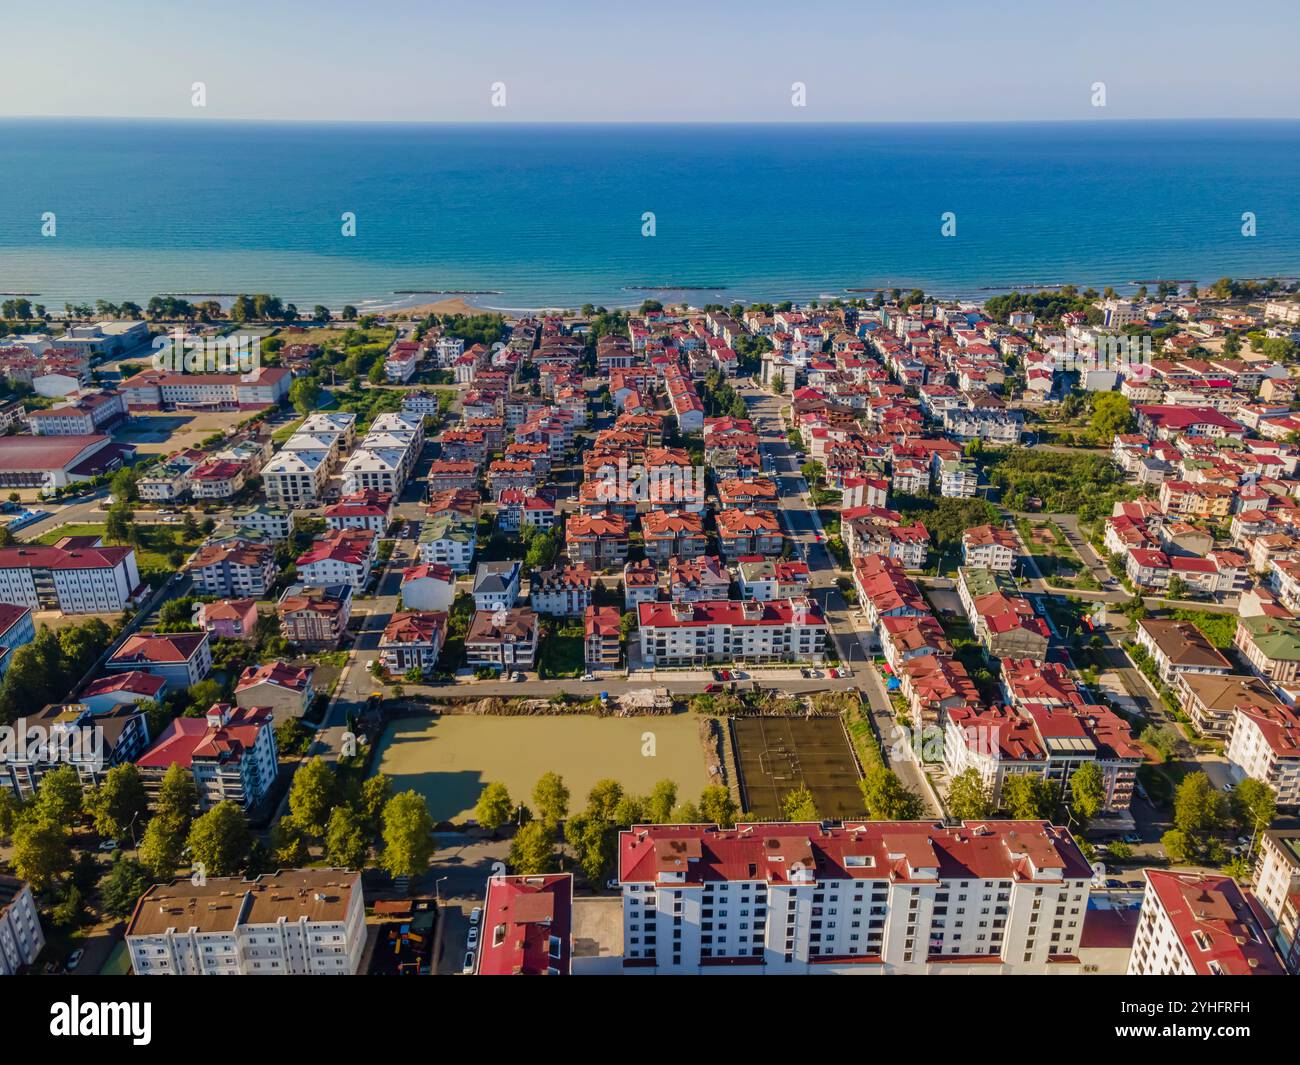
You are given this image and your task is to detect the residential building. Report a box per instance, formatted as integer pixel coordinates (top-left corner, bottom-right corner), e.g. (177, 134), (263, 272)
(465, 608), (540, 672)
(961, 525), (1018, 572)
(715, 508), (783, 561)
(530, 564), (592, 617)
(565, 511), (630, 570)
(618, 820), (1092, 974)
(1235, 615), (1300, 686)
(1175, 672), (1284, 738)
(126, 869), (365, 975)
(472, 561), (522, 612)
(399, 563), (456, 613)
(1225, 702), (1300, 806)
(584, 605), (622, 671)
(637, 597), (826, 667)
(296, 529), (377, 592)
(379, 611), (447, 677)
(107, 631), (212, 690)
(417, 511), (477, 574)
(234, 662), (315, 723)
(1127, 870), (1283, 975)
(1253, 829), (1300, 973)
(0, 876), (44, 976)
(187, 539), (277, 598)
(0, 543), (141, 614)
(277, 584), (353, 648)
(196, 598), (259, 640)
(0, 603), (34, 678)
(136, 703), (277, 811)
(737, 559), (810, 602)
(1134, 618), (1232, 685)
(476, 873), (572, 976)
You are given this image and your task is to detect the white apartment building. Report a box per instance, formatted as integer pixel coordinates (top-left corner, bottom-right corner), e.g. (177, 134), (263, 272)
(263, 447), (331, 507)
(296, 530), (377, 592)
(0, 875), (45, 976)
(1128, 870), (1283, 975)
(961, 525), (1018, 572)
(126, 869), (365, 975)
(298, 411), (357, 449)
(1252, 829), (1300, 973)
(1225, 703), (1300, 806)
(618, 821), (1093, 975)
(341, 447), (406, 495)
(136, 703), (277, 811)
(0, 544), (141, 614)
(637, 597), (826, 666)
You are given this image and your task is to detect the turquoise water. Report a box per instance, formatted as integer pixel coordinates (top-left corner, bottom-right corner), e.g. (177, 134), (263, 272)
(0, 119), (1297, 310)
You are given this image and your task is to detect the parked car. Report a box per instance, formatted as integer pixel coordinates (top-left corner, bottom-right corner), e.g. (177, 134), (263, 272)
(466, 926), (479, 949)
(1122, 833), (1142, 845)
(469, 907), (481, 926)
(704, 683), (723, 693)
(97, 839), (118, 852)
(66, 949), (84, 972)
(461, 951), (475, 974)
(605, 878), (620, 890)
(580, 673), (596, 682)
(1104, 879), (1123, 889)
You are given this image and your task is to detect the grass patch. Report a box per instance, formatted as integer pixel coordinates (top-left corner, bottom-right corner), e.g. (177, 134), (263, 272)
(1166, 608), (1238, 650)
(538, 622), (586, 679)
(33, 521), (204, 585)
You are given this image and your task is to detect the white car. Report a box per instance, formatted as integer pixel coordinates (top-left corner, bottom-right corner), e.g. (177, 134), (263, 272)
(66, 949), (84, 972)
(580, 673), (596, 682)
(97, 839), (118, 852)
(466, 926), (480, 949)
(461, 951), (475, 974)
(469, 907), (482, 926)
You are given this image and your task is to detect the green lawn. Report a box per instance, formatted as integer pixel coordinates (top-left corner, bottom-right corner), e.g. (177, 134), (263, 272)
(539, 624), (586, 678)
(1166, 609), (1238, 650)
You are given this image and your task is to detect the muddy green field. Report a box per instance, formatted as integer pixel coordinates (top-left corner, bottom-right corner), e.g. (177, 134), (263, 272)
(373, 714), (714, 822)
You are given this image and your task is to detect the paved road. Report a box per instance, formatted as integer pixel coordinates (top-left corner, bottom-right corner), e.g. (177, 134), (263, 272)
(737, 383), (942, 816)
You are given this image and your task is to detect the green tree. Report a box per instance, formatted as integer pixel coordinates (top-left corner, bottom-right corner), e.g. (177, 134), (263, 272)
(645, 779), (678, 824)
(475, 781), (515, 835)
(508, 820), (558, 875)
(289, 376), (321, 416)
(1069, 761), (1106, 822)
(287, 757), (337, 838)
(85, 764), (148, 843)
(271, 820), (310, 866)
(187, 801), (252, 877)
(564, 812), (615, 884)
(860, 765), (924, 820)
(0, 789), (21, 843)
(532, 772), (570, 831)
(1001, 774), (1055, 820)
(1089, 392), (1133, 440)
(381, 790), (435, 880)
(1173, 771), (1227, 844)
(12, 816), (73, 890)
(1231, 778), (1276, 842)
(781, 786), (819, 822)
(156, 762), (199, 826)
(1161, 828), (1194, 863)
(358, 774), (392, 834)
(325, 805), (370, 869)
(698, 784), (738, 828)
(138, 812), (187, 880)
(585, 779), (624, 821)
(100, 855), (152, 918)
(33, 764), (83, 825)
(948, 769), (996, 820)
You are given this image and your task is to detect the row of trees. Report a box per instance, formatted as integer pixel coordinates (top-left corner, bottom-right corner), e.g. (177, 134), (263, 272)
(947, 763), (1107, 826)
(0, 617), (116, 726)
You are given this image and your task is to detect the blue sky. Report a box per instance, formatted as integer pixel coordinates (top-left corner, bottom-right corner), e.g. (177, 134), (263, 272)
(2, 0), (1298, 123)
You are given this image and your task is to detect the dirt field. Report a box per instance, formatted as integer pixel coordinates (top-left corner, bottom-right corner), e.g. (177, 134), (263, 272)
(115, 410), (243, 454)
(373, 713), (714, 822)
(732, 716), (864, 819)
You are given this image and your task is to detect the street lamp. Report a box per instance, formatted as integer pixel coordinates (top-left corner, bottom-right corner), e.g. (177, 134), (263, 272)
(435, 876), (449, 901)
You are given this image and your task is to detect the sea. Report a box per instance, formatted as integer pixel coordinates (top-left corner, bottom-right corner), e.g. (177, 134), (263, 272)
(1, 118), (1298, 313)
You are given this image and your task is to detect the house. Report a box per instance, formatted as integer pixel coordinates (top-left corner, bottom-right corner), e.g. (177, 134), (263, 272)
(418, 511), (477, 574)
(379, 611), (448, 677)
(399, 563), (456, 613)
(234, 662), (315, 722)
(880, 613), (952, 673)
(276, 583), (353, 648)
(107, 631), (212, 689)
(640, 510), (707, 561)
(136, 703), (277, 811)
(472, 561), (522, 612)
(324, 490), (394, 534)
(1135, 618), (1232, 685)
(584, 606), (622, 671)
(530, 564), (592, 617)
(78, 670), (167, 713)
(466, 608), (540, 672)
(197, 598), (259, 640)
(961, 525), (1018, 572)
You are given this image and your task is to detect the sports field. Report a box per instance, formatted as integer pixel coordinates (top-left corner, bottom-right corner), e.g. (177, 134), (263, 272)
(732, 716), (864, 819)
(373, 713), (713, 822)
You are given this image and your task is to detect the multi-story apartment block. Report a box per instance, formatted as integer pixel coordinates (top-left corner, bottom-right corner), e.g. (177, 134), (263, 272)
(136, 702), (277, 811)
(296, 529), (377, 592)
(107, 631), (212, 690)
(0, 876), (45, 976)
(636, 597), (826, 667)
(472, 561), (522, 612)
(1253, 829), (1300, 973)
(714, 508), (784, 561)
(187, 539), (277, 598)
(1127, 870), (1283, 975)
(1134, 618), (1232, 686)
(379, 610), (447, 677)
(618, 820), (1092, 974)
(0, 543), (141, 614)
(126, 869), (364, 975)
(276, 583), (353, 648)
(465, 608), (540, 671)
(1235, 615), (1300, 686)
(565, 511), (630, 570)
(961, 525), (1018, 572)
(530, 564), (593, 617)
(417, 511), (477, 574)
(1225, 702), (1300, 806)
(263, 447), (331, 506)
